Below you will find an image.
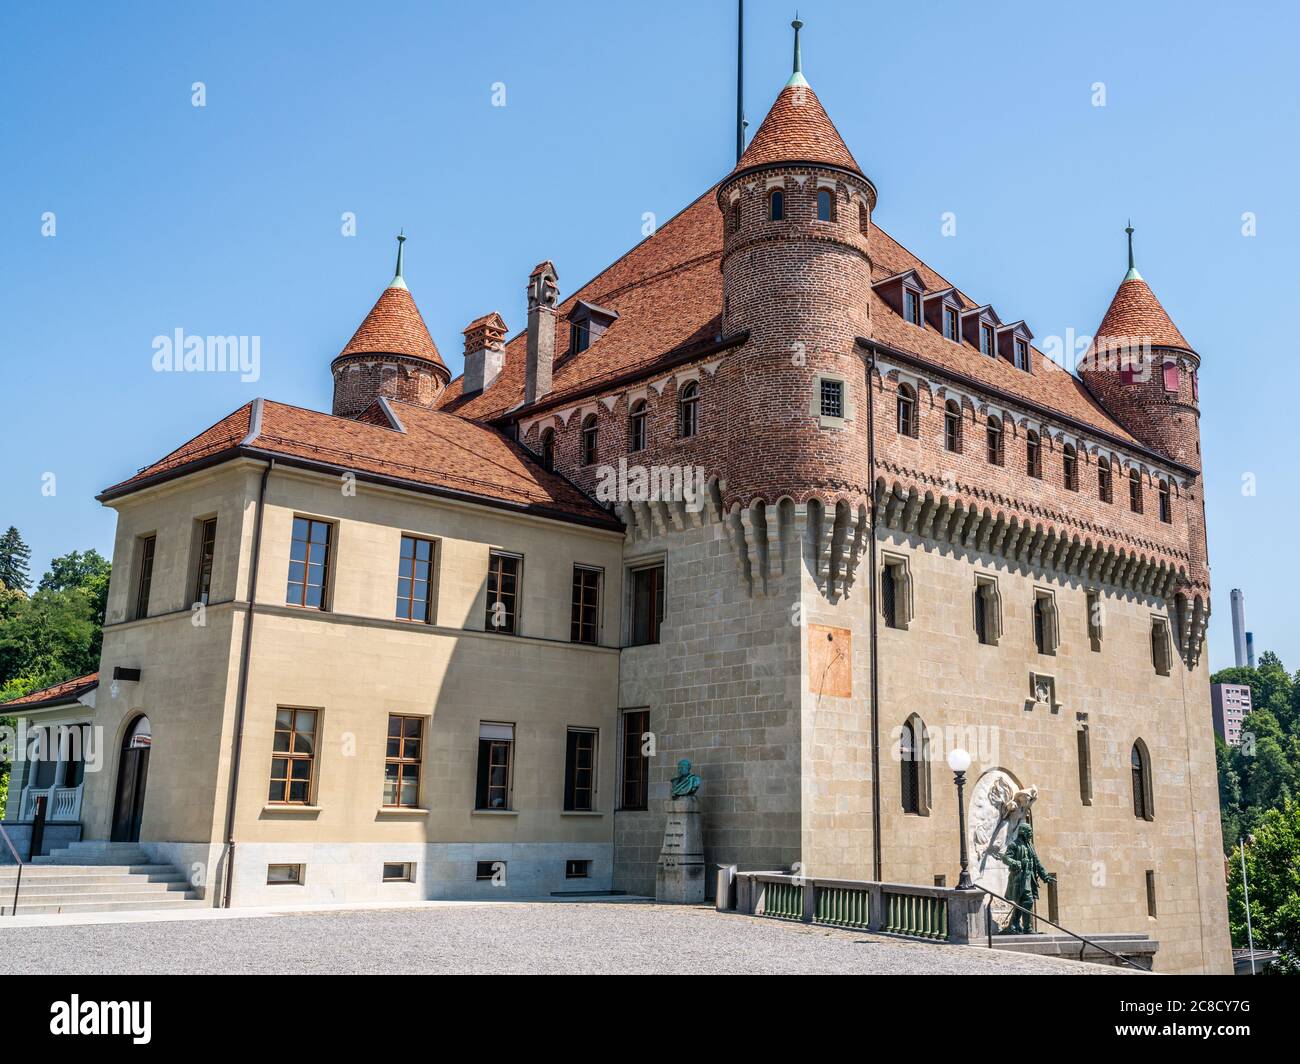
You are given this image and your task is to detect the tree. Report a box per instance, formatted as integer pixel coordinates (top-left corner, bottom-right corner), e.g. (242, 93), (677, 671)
(0, 527), (32, 593)
(1228, 800), (1300, 973)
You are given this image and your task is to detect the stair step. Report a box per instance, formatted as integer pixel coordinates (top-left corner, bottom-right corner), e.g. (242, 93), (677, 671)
(14, 889), (202, 906)
(8, 880), (193, 897)
(15, 863), (167, 875)
(0, 872), (188, 888)
(3, 896), (208, 916)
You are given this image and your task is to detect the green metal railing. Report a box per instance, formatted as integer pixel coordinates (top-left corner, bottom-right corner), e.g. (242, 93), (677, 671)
(763, 881), (804, 920)
(883, 890), (947, 940)
(815, 886), (872, 929)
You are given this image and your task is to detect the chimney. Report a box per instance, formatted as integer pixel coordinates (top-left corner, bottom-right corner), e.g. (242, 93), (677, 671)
(462, 312), (508, 396)
(1230, 589), (1247, 668)
(525, 261), (559, 404)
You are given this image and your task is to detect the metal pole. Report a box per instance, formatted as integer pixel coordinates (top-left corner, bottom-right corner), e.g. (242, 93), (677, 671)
(1240, 837), (1255, 975)
(736, 1), (745, 163)
(954, 771), (973, 889)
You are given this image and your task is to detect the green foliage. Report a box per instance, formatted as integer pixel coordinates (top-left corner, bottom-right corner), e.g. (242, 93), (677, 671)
(1228, 800), (1300, 970)
(0, 526), (32, 594)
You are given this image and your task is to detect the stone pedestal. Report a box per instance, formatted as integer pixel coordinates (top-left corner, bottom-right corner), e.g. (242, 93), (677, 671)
(655, 796), (705, 904)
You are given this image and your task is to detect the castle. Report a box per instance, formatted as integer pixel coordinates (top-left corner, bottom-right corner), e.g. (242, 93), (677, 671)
(3, 23), (1229, 972)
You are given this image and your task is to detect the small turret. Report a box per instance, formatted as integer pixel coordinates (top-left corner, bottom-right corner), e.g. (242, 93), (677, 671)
(331, 234), (451, 418)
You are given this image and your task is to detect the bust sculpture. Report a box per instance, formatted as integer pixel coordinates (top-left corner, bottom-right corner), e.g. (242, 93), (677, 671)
(670, 759), (701, 798)
(997, 822), (1055, 934)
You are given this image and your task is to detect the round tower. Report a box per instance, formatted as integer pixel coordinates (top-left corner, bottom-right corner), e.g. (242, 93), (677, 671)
(331, 234), (451, 418)
(1078, 225), (1202, 471)
(716, 19), (877, 508)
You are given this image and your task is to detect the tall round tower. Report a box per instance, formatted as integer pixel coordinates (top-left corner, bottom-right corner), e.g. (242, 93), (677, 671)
(715, 19), (877, 509)
(331, 235), (451, 418)
(1078, 225), (1202, 472)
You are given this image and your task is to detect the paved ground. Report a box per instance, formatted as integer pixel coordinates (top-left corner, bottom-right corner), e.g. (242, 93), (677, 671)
(0, 900), (1129, 975)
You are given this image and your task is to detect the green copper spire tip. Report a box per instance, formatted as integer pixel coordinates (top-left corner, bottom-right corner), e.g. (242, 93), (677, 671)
(1123, 221), (1142, 281)
(389, 230), (408, 290)
(786, 15), (808, 87)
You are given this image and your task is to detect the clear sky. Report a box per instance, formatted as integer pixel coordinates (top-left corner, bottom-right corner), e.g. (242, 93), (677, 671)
(1, 0), (1296, 672)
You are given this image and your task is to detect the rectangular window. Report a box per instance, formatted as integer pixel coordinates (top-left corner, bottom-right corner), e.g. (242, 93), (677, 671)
(1151, 619), (1172, 676)
(382, 862), (414, 882)
(267, 863), (304, 885)
(268, 708), (318, 805)
(1145, 870), (1158, 918)
(193, 518), (217, 606)
(1047, 878), (1060, 926)
(1033, 591), (1058, 656)
(943, 306), (960, 341)
(880, 556), (909, 630)
(286, 517), (331, 610)
(974, 577), (999, 646)
(563, 728), (597, 812)
(1086, 590), (1103, 652)
(134, 534), (157, 620)
(980, 323), (996, 357)
(476, 860), (504, 881)
(383, 715), (424, 808)
(485, 551), (521, 634)
(630, 564), (665, 646)
(903, 288), (921, 325)
(1077, 725), (1093, 806)
(566, 859), (591, 879)
(820, 378), (844, 419)
(395, 535), (436, 623)
(570, 565), (602, 645)
(475, 722), (514, 810)
(1015, 338), (1029, 370)
(621, 710), (650, 810)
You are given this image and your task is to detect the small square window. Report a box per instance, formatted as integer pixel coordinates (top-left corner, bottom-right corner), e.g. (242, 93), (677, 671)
(566, 859), (591, 879)
(820, 378), (844, 420)
(476, 860), (505, 882)
(267, 863), (304, 885)
(383, 862), (414, 882)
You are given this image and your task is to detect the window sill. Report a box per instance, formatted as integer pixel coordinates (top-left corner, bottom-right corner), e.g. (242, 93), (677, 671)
(377, 807), (429, 817)
(261, 805), (322, 815)
(471, 809), (519, 817)
(560, 811), (604, 818)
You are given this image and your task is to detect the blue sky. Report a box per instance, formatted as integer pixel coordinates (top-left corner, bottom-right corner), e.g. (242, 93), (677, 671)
(1, 0), (1296, 672)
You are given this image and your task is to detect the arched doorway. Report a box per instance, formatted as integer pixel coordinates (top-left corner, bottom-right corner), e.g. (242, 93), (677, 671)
(110, 716), (151, 842)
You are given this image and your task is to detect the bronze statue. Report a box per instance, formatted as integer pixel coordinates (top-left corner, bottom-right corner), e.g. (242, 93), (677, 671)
(670, 759), (701, 798)
(997, 822), (1054, 934)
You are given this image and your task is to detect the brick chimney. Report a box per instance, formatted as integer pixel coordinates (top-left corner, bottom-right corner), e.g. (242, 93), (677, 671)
(462, 312), (508, 396)
(524, 261), (559, 404)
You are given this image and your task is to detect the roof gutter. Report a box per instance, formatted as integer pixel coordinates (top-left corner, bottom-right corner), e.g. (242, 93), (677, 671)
(855, 337), (1198, 479)
(221, 458), (274, 909)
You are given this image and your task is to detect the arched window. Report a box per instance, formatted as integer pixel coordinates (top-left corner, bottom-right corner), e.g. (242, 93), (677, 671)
(1158, 480), (1171, 523)
(816, 188), (835, 222)
(858, 202), (869, 234)
(986, 416), (1004, 466)
(1131, 740), (1154, 821)
(769, 189), (784, 221)
(678, 381), (699, 438)
(1129, 467), (1144, 514)
(581, 414), (598, 466)
(896, 384), (917, 437)
(899, 715), (931, 816)
(1098, 457), (1113, 503)
(628, 400), (648, 453)
(1063, 444), (1079, 491)
(944, 400), (962, 453)
(1026, 430), (1042, 478)
(539, 428), (555, 472)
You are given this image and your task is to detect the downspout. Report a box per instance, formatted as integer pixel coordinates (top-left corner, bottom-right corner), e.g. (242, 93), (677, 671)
(221, 458), (274, 908)
(861, 342), (882, 881)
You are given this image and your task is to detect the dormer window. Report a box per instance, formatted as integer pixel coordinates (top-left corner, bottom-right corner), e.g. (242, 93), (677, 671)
(570, 322), (590, 357)
(1015, 339), (1030, 371)
(566, 301), (619, 358)
(943, 306), (960, 341)
(903, 288), (921, 325)
(817, 188), (835, 222)
(769, 189), (785, 221)
(980, 324), (996, 357)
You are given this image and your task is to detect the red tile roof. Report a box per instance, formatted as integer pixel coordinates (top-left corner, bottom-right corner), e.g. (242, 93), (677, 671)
(2, 672), (98, 709)
(735, 82), (863, 175)
(336, 284), (449, 378)
(99, 400), (620, 529)
(1092, 277), (1193, 353)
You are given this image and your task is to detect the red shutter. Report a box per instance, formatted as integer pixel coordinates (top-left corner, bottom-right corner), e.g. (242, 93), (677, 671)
(1163, 361), (1180, 392)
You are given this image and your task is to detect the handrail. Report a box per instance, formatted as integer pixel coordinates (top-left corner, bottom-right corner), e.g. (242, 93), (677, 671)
(0, 822), (23, 917)
(975, 883), (1151, 972)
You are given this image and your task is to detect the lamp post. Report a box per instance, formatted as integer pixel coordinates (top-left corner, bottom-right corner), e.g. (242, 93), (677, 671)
(948, 747), (975, 890)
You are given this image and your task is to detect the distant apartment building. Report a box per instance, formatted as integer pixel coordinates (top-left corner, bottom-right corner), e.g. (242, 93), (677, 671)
(1211, 684), (1252, 746)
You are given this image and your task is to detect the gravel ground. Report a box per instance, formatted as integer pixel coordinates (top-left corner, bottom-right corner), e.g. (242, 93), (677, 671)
(0, 901), (1129, 975)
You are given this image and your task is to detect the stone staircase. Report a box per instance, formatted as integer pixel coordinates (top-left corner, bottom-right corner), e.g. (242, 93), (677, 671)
(0, 842), (207, 916)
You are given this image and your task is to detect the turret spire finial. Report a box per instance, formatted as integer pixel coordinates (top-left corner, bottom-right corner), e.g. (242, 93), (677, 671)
(390, 230), (408, 290)
(1124, 220), (1142, 282)
(787, 14), (808, 88)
